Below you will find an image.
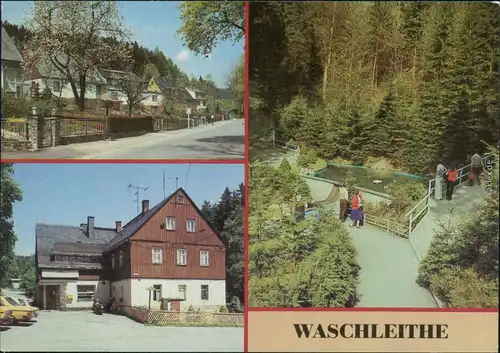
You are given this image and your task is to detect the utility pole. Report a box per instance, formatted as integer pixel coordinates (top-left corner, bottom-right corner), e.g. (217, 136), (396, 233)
(127, 183), (149, 214)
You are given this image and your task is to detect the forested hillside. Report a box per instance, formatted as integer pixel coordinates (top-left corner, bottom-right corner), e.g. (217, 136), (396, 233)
(250, 2), (500, 174)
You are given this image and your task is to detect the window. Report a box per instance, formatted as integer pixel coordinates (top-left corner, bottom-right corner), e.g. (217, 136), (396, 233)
(186, 219), (196, 233)
(201, 285), (209, 300)
(165, 217), (176, 230)
(200, 251), (209, 267)
(77, 256), (84, 262)
(178, 285), (186, 300)
(119, 250), (123, 267)
(110, 91), (119, 100)
(5, 297), (19, 306)
(77, 285), (96, 302)
(111, 253), (115, 269)
(177, 249), (187, 266)
(16, 85), (22, 98)
(152, 248), (163, 265)
(120, 286), (124, 302)
(176, 195), (184, 204)
(153, 284), (162, 301)
(54, 255), (62, 261)
(152, 95), (158, 102)
(53, 80), (60, 92)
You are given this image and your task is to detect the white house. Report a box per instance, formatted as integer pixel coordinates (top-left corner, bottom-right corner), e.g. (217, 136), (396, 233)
(1, 26), (29, 97)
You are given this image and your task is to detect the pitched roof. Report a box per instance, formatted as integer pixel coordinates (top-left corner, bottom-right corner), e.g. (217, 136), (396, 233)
(36, 223), (116, 267)
(1, 26), (23, 63)
(35, 56), (107, 83)
(104, 187), (225, 252)
(153, 78), (193, 100)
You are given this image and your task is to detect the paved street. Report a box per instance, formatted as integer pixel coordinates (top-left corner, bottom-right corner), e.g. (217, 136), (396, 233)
(0, 311), (243, 352)
(1, 120), (244, 160)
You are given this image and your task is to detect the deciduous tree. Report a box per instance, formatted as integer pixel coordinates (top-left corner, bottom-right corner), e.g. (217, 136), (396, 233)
(22, 1), (132, 111)
(177, 1), (244, 56)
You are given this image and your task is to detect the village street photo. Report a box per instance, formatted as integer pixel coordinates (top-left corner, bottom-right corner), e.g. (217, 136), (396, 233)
(0, 163), (244, 351)
(1, 1), (245, 160)
(248, 2), (499, 309)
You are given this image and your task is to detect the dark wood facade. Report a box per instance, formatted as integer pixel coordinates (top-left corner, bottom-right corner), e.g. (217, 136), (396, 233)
(129, 190), (225, 280)
(103, 189), (226, 281)
(103, 243), (132, 282)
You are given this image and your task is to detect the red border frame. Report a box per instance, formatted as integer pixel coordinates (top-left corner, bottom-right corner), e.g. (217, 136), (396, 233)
(248, 307), (499, 313)
(2, 1), (498, 352)
(243, 1), (250, 352)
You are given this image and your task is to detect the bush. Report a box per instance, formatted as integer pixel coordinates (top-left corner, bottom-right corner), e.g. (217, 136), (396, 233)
(363, 181), (427, 223)
(1, 92), (59, 119)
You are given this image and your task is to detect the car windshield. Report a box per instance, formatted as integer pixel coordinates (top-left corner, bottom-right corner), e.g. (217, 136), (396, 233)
(18, 298), (27, 305)
(5, 297), (20, 306)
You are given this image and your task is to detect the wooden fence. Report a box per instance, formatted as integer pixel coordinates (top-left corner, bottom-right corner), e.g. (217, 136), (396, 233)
(129, 307), (243, 327)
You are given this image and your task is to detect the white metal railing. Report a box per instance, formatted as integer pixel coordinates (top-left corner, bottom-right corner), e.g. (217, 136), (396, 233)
(406, 154), (493, 237)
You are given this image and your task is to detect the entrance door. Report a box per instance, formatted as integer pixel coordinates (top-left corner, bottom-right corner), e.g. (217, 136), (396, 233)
(45, 285), (59, 310)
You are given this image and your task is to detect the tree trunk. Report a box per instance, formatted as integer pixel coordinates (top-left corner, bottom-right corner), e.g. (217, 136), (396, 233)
(371, 41), (379, 90)
(412, 47), (417, 83)
(128, 104), (132, 117)
(322, 25), (335, 103)
(68, 76), (81, 110)
(77, 74), (87, 111)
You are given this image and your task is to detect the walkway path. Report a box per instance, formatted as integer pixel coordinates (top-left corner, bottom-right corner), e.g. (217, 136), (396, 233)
(411, 184), (486, 260)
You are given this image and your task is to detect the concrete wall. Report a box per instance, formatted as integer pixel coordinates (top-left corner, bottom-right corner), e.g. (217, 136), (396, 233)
(127, 278), (226, 311)
(142, 92), (163, 107)
(64, 280), (110, 309)
(110, 279), (132, 308)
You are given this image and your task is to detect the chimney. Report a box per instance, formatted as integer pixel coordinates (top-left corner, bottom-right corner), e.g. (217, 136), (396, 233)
(87, 216), (95, 238)
(115, 221), (122, 233)
(141, 200), (150, 213)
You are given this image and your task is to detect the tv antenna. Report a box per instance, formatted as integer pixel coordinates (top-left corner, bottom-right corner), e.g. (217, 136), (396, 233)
(127, 183), (149, 214)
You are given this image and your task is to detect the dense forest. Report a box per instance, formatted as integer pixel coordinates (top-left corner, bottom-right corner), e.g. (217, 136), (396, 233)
(250, 2), (500, 174)
(248, 159), (360, 307)
(201, 184), (245, 312)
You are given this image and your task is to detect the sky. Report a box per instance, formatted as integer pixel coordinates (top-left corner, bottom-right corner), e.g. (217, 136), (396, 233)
(10, 163), (244, 255)
(0, 1), (243, 87)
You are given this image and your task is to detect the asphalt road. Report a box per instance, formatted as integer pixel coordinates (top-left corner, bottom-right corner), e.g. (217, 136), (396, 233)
(1, 120), (244, 160)
(0, 311), (243, 352)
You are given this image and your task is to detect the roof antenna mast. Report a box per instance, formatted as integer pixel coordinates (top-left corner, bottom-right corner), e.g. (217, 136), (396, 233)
(127, 183), (149, 214)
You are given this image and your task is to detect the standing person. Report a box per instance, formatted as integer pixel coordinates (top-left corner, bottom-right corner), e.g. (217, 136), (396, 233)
(211, 114), (215, 125)
(435, 163), (447, 200)
(349, 190), (363, 228)
(470, 152), (484, 185)
(338, 183), (349, 222)
(445, 164), (458, 201)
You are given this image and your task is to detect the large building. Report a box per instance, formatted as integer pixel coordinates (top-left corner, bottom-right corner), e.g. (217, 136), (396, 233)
(35, 188), (227, 314)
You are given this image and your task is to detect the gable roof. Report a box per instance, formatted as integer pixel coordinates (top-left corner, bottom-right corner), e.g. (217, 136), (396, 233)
(152, 78), (193, 101)
(1, 26), (23, 63)
(104, 187), (225, 252)
(36, 223), (116, 268)
(34, 56), (107, 84)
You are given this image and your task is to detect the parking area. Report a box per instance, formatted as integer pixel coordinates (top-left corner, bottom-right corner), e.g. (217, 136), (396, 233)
(0, 311), (243, 352)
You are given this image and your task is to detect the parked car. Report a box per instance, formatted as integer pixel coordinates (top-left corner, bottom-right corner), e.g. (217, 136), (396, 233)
(0, 299), (15, 326)
(0, 296), (39, 322)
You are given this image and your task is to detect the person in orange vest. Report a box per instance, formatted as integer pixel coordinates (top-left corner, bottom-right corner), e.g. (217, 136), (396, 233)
(445, 163), (458, 200)
(349, 190), (363, 228)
